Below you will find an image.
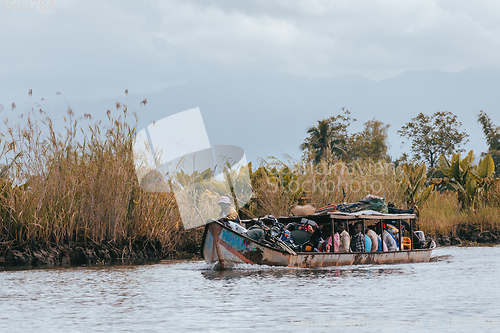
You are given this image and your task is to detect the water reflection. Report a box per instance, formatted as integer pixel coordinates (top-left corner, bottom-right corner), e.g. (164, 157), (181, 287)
(201, 266), (408, 281)
(430, 254), (453, 263)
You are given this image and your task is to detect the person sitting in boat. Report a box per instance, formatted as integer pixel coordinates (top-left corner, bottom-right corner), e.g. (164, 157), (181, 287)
(382, 224), (399, 251)
(338, 221), (350, 253)
(351, 221), (365, 252)
(368, 225), (385, 251)
(365, 225), (379, 252)
(324, 224), (340, 253)
(387, 219), (411, 234)
(298, 219), (330, 252)
(218, 196), (246, 233)
(386, 217), (425, 249)
(364, 232), (372, 252)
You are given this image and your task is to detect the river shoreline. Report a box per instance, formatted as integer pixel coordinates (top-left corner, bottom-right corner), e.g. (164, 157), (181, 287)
(432, 223), (500, 246)
(0, 241), (201, 269)
(1, 228), (499, 269)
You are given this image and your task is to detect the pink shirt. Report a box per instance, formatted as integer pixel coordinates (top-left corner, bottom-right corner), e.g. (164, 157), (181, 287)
(326, 233), (340, 253)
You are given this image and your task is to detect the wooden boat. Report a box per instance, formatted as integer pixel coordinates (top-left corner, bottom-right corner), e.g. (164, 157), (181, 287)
(201, 210), (435, 269)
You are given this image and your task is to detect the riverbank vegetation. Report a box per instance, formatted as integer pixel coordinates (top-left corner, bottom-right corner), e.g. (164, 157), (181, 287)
(1, 102), (500, 267)
(294, 108), (500, 243)
(246, 158), (500, 238)
(0, 104), (200, 266)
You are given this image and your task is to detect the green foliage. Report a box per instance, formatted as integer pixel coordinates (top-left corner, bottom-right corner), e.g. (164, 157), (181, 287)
(301, 110), (391, 163)
(399, 163), (434, 208)
(248, 162), (304, 217)
(488, 151), (500, 177)
(477, 111), (500, 151)
(300, 108), (353, 163)
(349, 119), (391, 162)
(477, 110), (500, 175)
(173, 169), (212, 187)
(437, 150), (499, 210)
(477, 154), (495, 178)
(398, 111), (469, 168)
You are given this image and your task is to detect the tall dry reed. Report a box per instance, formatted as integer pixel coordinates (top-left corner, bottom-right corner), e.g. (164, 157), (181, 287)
(249, 158), (500, 237)
(420, 190), (500, 236)
(2, 103), (499, 256)
(249, 158), (406, 217)
(0, 105), (189, 255)
(419, 191), (461, 235)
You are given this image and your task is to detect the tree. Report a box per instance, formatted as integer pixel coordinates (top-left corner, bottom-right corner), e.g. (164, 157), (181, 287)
(477, 110), (500, 176)
(301, 108), (354, 164)
(349, 119), (391, 161)
(300, 119), (336, 164)
(398, 111), (469, 168)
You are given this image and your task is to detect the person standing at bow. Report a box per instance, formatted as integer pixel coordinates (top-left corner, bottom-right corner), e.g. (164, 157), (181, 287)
(217, 196), (245, 233)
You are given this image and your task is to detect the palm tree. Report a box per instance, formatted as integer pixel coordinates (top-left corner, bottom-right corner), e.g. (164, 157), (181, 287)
(301, 119), (346, 164)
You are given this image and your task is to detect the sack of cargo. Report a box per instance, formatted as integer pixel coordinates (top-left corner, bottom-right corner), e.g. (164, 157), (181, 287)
(361, 195), (389, 214)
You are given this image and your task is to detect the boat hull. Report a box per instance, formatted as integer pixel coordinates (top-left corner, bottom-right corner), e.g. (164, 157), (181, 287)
(201, 221), (434, 269)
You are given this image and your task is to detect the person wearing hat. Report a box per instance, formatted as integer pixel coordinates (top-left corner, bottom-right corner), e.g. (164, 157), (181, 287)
(217, 195), (245, 233)
(218, 196), (241, 223)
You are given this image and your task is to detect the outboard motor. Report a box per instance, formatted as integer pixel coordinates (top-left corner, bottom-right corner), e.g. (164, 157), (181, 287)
(412, 230), (426, 249)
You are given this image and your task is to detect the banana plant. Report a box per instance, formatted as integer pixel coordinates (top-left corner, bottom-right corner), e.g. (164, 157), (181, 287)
(438, 150), (498, 209)
(476, 154), (500, 204)
(400, 163), (434, 209)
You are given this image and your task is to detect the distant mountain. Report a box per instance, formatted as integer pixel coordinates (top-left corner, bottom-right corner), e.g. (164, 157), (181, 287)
(70, 68), (500, 164)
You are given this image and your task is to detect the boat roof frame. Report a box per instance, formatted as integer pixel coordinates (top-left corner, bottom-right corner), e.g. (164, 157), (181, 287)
(328, 212), (416, 220)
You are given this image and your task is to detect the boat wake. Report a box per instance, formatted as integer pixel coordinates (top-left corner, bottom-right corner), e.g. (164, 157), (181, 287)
(430, 254), (453, 262)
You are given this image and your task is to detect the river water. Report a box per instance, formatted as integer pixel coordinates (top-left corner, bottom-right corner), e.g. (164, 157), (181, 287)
(1, 246), (499, 333)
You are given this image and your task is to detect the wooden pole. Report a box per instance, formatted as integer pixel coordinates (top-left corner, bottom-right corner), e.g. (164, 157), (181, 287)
(331, 219), (336, 253)
(397, 220), (402, 251)
(410, 218), (414, 250)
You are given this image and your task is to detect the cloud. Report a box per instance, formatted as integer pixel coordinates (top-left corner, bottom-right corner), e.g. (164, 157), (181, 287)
(1, 0), (500, 102)
(146, 0), (500, 79)
(0, 1), (175, 100)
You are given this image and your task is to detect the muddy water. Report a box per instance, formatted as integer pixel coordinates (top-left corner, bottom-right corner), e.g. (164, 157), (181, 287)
(1, 246), (499, 333)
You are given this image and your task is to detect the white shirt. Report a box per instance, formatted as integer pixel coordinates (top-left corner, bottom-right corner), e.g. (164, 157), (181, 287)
(383, 230), (398, 251)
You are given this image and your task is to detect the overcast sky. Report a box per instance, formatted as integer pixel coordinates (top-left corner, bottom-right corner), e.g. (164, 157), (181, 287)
(2, 0), (500, 98)
(1, 0), (500, 160)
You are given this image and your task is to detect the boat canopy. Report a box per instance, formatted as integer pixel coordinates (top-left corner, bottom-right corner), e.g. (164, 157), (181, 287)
(329, 210), (416, 220)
